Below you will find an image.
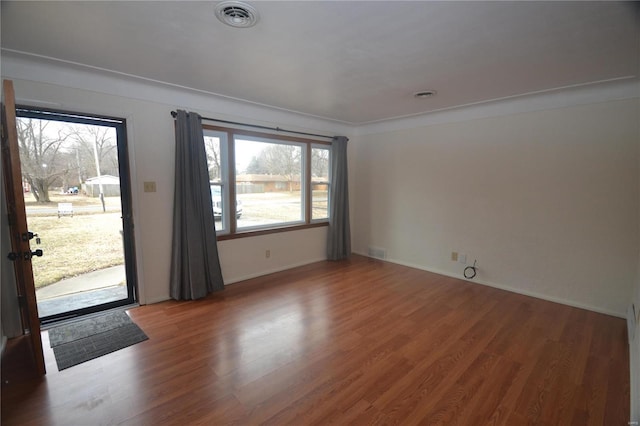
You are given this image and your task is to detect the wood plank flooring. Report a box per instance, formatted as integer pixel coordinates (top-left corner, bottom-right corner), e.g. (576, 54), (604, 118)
(1, 255), (629, 425)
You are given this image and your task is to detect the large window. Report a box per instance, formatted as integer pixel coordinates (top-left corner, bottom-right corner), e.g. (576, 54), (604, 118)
(203, 126), (331, 238)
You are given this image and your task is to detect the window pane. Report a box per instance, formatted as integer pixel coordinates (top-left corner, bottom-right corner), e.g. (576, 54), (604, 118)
(311, 147), (330, 220)
(203, 133), (226, 232)
(235, 138), (304, 229)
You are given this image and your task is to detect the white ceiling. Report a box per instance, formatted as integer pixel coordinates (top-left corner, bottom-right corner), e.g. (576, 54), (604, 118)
(1, 1), (638, 124)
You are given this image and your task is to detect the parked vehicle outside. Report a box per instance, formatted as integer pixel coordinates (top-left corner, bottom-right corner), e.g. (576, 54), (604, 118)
(210, 185), (242, 219)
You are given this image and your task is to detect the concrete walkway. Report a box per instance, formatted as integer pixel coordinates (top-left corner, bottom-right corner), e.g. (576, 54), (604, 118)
(36, 265), (126, 300)
(36, 265), (129, 319)
(37, 286), (129, 319)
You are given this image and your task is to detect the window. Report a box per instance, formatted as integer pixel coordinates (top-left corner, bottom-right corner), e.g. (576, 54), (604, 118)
(203, 126), (331, 238)
(311, 146), (330, 221)
(235, 137), (305, 229)
(203, 131), (230, 232)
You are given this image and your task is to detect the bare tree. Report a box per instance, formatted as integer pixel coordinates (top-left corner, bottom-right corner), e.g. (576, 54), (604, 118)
(68, 125), (119, 181)
(246, 154), (268, 174)
(204, 136), (221, 181)
(311, 148), (329, 177)
(244, 144), (303, 190)
(263, 144), (301, 191)
(16, 118), (71, 203)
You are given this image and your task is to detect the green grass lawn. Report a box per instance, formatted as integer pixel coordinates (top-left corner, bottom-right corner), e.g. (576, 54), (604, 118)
(27, 212), (125, 288)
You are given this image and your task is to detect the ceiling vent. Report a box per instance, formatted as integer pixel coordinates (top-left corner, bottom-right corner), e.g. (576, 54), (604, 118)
(414, 90), (437, 99)
(215, 1), (260, 28)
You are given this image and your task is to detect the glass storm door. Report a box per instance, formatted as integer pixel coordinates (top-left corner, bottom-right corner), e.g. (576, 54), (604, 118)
(14, 106), (137, 324)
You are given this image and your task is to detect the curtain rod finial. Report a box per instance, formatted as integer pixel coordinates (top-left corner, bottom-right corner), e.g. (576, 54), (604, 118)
(171, 111), (177, 118)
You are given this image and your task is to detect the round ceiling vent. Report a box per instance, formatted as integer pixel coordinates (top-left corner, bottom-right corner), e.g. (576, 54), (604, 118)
(215, 1), (260, 28)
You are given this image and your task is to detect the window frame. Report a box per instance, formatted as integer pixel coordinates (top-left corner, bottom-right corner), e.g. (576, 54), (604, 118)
(203, 130), (230, 233)
(202, 124), (331, 240)
(310, 144), (331, 223)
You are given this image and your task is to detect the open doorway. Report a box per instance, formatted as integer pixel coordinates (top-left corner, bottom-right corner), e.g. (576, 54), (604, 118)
(14, 106), (137, 324)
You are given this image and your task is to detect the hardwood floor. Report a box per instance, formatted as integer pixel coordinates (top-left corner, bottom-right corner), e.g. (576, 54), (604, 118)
(1, 255), (629, 425)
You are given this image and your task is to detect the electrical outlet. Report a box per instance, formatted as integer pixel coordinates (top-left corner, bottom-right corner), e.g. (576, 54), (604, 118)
(459, 253), (467, 264)
(451, 251), (458, 262)
(143, 181), (156, 193)
(265, 249), (271, 259)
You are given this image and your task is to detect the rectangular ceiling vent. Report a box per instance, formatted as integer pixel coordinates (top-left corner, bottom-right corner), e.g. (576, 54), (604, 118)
(368, 246), (387, 260)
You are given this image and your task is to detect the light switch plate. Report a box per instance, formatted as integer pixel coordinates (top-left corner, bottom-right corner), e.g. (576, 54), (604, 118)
(143, 181), (157, 192)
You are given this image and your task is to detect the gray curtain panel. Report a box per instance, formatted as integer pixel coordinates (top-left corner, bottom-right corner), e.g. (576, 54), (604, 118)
(169, 110), (224, 300)
(327, 136), (351, 260)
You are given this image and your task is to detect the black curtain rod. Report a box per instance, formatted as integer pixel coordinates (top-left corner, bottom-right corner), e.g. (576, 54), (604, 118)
(170, 110), (334, 140)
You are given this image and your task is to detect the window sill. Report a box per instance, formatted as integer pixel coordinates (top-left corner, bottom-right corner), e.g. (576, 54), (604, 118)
(216, 221), (328, 241)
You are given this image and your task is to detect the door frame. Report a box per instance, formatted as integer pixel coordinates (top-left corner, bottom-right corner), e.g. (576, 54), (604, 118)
(14, 105), (138, 324)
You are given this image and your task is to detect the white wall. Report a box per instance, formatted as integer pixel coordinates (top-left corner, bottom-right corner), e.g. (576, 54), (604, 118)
(351, 98), (639, 317)
(219, 227), (327, 284)
(1, 54), (350, 305)
(631, 251), (640, 422)
(630, 109), (640, 421)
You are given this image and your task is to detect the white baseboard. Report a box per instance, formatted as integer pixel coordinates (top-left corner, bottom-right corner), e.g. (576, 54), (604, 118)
(352, 250), (625, 319)
(142, 257), (328, 305)
(143, 295), (169, 305)
(145, 252), (625, 318)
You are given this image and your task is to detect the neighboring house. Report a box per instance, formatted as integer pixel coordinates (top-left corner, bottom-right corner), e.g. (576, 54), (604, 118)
(235, 174), (330, 193)
(236, 174), (301, 193)
(82, 175), (120, 197)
